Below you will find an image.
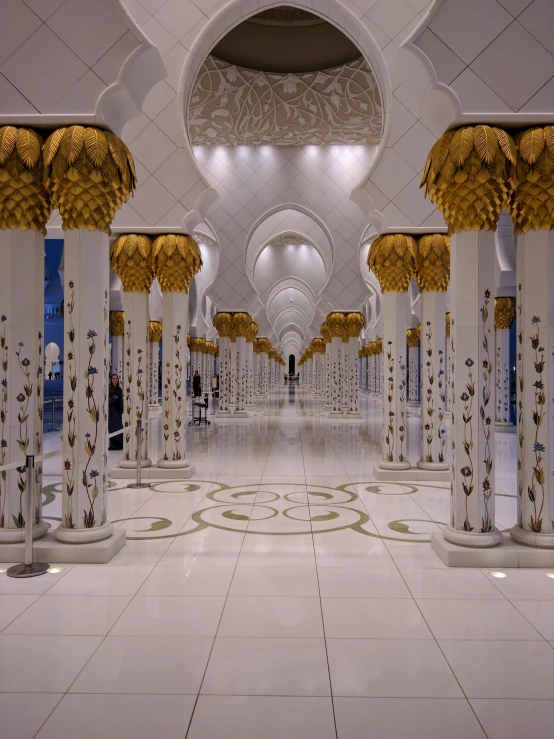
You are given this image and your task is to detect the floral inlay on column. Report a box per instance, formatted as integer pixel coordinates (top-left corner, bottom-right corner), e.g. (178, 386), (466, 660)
(494, 297), (516, 428)
(153, 234), (202, 468)
(421, 124), (516, 547)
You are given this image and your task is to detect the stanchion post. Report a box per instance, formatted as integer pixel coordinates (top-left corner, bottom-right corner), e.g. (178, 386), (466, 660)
(127, 419), (150, 489)
(7, 455), (50, 578)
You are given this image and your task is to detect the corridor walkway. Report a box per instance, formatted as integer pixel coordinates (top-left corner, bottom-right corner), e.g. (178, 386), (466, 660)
(1, 388), (553, 739)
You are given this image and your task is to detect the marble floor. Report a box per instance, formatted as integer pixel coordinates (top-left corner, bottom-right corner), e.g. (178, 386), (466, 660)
(1, 387), (554, 738)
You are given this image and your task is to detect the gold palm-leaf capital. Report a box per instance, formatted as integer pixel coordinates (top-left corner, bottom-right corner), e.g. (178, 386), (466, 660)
(0, 125), (51, 234)
(420, 125), (516, 234)
(44, 126), (136, 234)
(152, 234), (202, 293)
(110, 234), (154, 292)
(247, 321), (258, 342)
(345, 312), (366, 338)
(109, 310), (125, 336)
(368, 234), (416, 292)
(494, 297), (516, 330)
(213, 312), (233, 339)
(326, 312), (346, 339)
(406, 327), (421, 348)
(376, 338), (383, 354)
(509, 126), (554, 234)
(148, 321), (163, 343)
(414, 233), (450, 292)
(232, 312), (252, 339)
(312, 337), (325, 353)
(445, 312), (451, 338)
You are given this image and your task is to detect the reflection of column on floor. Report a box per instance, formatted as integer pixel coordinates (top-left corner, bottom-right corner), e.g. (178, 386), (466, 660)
(420, 125), (512, 548)
(406, 327), (420, 406)
(153, 234), (201, 469)
(494, 298), (515, 430)
(368, 234), (414, 472)
(109, 311), (124, 379)
(148, 321), (162, 412)
(47, 125), (136, 544)
(413, 234), (450, 473)
(110, 234), (154, 470)
(0, 125), (51, 542)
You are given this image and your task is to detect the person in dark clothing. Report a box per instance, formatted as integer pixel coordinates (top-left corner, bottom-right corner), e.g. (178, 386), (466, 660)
(192, 370), (202, 398)
(108, 374), (124, 450)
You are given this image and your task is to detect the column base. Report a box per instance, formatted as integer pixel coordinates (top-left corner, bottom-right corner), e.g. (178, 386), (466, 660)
(233, 410), (249, 417)
(432, 530), (554, 568)
(119, 458), (152, 469)
(216, 410), (231, 417)
(347, 410), (361, 417)
(510, 525), (554, 549)
(328, 410), (344, 416)
(417, 460), (449, 472)
(110, 463), (196, 479)
(245, 403), (255, 409)
(495, 422), (516, 433)
(157, 459), (193, 469)
(148, 403), (161, 414)
(442, 524), (503, 548)
(55, 521), (115, 544)
(377, 460), (411, 471)
(407, 401), (420, 407)
(0, 520), (50, 544)
(0, 527), (125, 564)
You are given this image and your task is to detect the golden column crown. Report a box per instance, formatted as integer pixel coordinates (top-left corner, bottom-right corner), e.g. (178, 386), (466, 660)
(326, 312), (346, 339)
(232, 312), (252, 339)
(148, 321), (163, 343)
(311, 337), (326, 353)
(420, 125), (516, 234)
(152, 234), (202, 293)
(368, 234), (416, 292)
(110, 233), (154, 292)
(0, 126), (51, 233)
(320, 320), (331, 342)
(43, 125), (136, 234)
(247, 321), (258, 343)
(109, 310), (125, 336)
(253, 338), (263, 354)
(494, 297), (516, 330)
(376, 338), (383, 355)
(188, 337), (204, 353)
(258, 338), (272, 354)
(414, 234), (450, 292)
(406, 327), (421, 348)
(344, 312), (366, 340)
(509, 127), (554, 235)
(213, 312), (233, 339)
(445, 312), (451, 338)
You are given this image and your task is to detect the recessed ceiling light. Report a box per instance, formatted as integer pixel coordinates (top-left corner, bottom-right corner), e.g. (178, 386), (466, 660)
(47, 567), (64, 574)
(545, 572), (554, 579)
(490, 571), (508, 578)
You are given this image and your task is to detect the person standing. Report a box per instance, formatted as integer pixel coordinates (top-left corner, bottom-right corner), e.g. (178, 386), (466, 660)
(108, 374), (124, 450)
(193, 370), (202, 398)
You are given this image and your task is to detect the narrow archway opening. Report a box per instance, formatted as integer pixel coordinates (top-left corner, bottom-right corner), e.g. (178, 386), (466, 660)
(289, 354), (296, 374)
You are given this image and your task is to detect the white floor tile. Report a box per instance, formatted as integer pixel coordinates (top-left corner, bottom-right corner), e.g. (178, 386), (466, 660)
(334, 697), (487, 739)
(385, 543), (447, 569)
(106, 539), (172, 566)
(70, 636), (213, 694)
(47, 565), (153, 596)
(470, 698), (554, 739)
(482, 569), (554, 600)
(0, 594), (39, 631)
(322, 598), (433, 639)
(314, 542), (396, 569)
(0, 635), (102, 692)
(417, 599), (543, 640)
(36, 694), (196, 739)
(439, 640), (554, 698)
(219, 596), (323, 638)
(510, 600), (554, 640)
(3, 595), (131, 635)
(0, 567), (73, 594)
(188, 696), (336, 739)
(0, 694), (62, 739)
(229, 566), (319, 597)
(317, 567), (411, 598)
(109, 595), (225, 636)
(327, 639), (463, 697)
(201, 637), (331, 696)
(400, 568), (505, 599)
(138, 565), (235, 596)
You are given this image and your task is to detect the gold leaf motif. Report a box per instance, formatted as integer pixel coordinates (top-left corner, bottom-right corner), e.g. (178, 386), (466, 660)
(509, 127), (554, 234)
(445, 312), (451, 339)
(152, 234), (202, 293)
(148, 321), (163, 343)
(110, 234), (154, 293)
(494, 297), (516, 330)
(326, 312), (346, 339)
(109, 311), (125, 337)
(84, 128), (109, 168)
(344, 312), (365, 339)
(15, 128), (40, 168)
(406, 327), (421, 348)
(413, 234), (450, 292)
(0, 126), (17, 164)
(367, 233), (416, 292)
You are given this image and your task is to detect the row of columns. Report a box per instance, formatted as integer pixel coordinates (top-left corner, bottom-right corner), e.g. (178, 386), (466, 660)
(188, 337), (218, 398)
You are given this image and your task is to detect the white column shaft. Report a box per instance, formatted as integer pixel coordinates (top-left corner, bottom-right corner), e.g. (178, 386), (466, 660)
(495, 328), (511, 425)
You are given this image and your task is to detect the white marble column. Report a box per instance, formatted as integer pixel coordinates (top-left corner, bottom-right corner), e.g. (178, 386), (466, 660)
(229, 340), (237, 411)
(109, 312), (124, 379)
(158, 293), (190, 469)
(329, 338), (342, 415)
(57, 230), (113, 542)
(148, 322), (161, 413)
(407, 331), (420, 407)
(245, 339), (254, 408)
(217, 337), (231, 415)
(0, 231), (48, 542)
(494, 298), (515, 431)
(379, 294), (410, 470)
(235, 336), (248, 416)
(340, 340), (349, 411)
(418, 294), (448, 471)
(119, 291), (151, 469)
(261, 352), (268, 396)
(347, 338), (360, 415)
(445, 313), (451, 414)
(446, 230), (501, 546)
(511, 230), (554, 548)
